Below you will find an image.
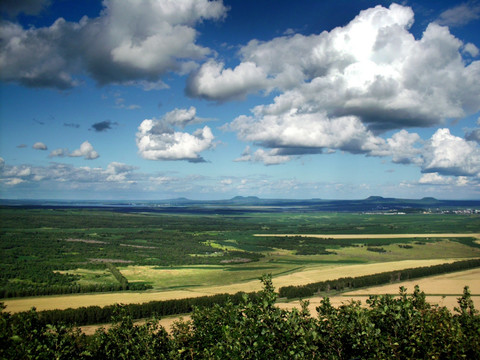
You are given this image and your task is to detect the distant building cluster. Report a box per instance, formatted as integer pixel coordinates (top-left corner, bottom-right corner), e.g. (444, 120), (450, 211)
(363, 211), (407, 215)
(423, 209), (480, 214)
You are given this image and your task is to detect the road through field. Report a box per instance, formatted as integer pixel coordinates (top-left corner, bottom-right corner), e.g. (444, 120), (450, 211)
(3, 258), (471, 313)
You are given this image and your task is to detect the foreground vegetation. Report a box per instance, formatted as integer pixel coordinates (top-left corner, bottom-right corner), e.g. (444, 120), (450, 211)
(1, 276), (479, 359)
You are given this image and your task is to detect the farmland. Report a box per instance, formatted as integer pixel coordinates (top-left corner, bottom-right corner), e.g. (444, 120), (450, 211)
(78, 265), (480, 335)
(1, 202), (480, 317)
(279, 267), (480, 314)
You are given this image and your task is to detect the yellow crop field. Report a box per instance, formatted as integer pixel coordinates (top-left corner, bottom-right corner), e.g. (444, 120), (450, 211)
(2, 290), (211, 314)
(343, 267), (480, 296)
(279, 268), (480, 314)
(270, 258), (466, 289)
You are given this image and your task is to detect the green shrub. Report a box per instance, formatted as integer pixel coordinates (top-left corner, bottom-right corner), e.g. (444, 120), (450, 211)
(1, 276), (479, 359)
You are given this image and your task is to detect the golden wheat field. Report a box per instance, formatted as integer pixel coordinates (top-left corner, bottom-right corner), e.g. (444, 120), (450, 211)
(279, 267), (480, 314)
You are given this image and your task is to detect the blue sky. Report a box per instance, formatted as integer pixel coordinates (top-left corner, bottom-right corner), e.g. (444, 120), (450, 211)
(1, 0), (480, 200)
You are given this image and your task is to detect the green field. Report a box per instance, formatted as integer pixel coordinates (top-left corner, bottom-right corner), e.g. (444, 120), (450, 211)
(1, 207), (480, 299)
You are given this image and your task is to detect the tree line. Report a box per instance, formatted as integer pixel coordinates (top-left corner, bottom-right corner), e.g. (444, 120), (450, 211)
(1, 275), (479, 359)
(0, 282), (151, 299)
(106, 263), (129, 290)
(13, 291), (252, 327)
(278, 258), (480, 299)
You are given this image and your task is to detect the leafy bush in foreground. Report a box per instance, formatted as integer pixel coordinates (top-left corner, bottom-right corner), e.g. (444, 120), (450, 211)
(1, 275), (479, 359)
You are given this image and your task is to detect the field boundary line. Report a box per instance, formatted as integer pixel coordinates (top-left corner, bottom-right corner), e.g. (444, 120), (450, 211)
(254, 233), (480, 239)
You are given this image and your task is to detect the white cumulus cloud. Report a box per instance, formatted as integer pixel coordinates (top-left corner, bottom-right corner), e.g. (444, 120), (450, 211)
(418, 172), (471, 187)
(227, 111), (384, 158)
(49, 148), (68, 158)
(194, 3), (480, 172)
(422, 128), (480, 177)
(105, 162), (137, 182)
(463, 42), (479, 57)
(370, 130), (423, 165)
(136, 114), (214, 162)
(69, 141), (100, 160)
(204, 3), (479, 128)
(162, 106), (210, 127)
(32, 142), (47, 150)
(187, 60), (269, 101)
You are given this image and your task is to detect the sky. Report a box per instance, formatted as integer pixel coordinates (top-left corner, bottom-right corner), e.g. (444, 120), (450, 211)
(0, 0), (480, 200)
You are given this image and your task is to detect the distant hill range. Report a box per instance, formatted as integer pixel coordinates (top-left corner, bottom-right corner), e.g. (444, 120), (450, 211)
(1, 196), (480, 214)
(146, 195), (479, 208)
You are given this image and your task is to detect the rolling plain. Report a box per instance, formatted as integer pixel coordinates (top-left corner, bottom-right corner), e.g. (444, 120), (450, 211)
(1, 198), (480, 324)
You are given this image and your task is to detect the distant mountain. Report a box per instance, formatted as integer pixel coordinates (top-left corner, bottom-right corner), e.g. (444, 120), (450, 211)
(1, 196), (478, 214)
(230, 196), (261, 203)
(420, 197), (438, 202)
(365, 196), (385, 201)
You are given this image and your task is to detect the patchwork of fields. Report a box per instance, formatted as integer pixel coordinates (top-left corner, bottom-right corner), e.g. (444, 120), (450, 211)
(1, 207), (480, 319)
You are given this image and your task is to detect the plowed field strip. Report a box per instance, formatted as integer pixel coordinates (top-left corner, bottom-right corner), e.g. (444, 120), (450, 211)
(255, 233), (480, 239)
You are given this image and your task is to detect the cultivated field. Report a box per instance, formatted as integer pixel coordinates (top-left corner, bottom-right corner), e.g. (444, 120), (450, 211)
(3, 257), (475, 313)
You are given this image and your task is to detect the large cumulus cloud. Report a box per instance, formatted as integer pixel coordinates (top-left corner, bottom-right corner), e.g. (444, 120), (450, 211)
(191, 3), (480, 179)
(0, 0), (227, 89)
(226, 111), (385, 158)
(190, 4), (479, 130)
(136, 107), (214, 162)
